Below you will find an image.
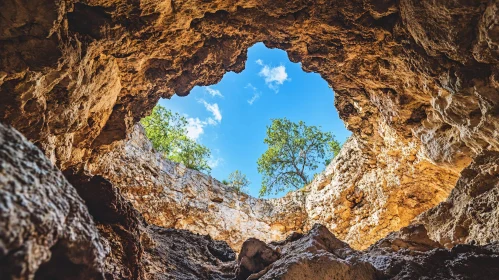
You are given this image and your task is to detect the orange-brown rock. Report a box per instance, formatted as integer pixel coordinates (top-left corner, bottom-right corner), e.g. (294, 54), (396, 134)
(86, 124), (307, 251)
(416, 150), (499, 248)
(87, 124), (459, 250)
(1, 0), (499, 279)
(0, 123), (237, 280)
(303, 132), (460, 249)
(1, 0), (497, 172)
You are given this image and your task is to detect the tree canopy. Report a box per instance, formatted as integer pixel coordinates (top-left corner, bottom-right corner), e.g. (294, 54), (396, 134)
(140, 105), (211, 173)
(227, 170), (250, 194)
(257, 118), (340, 197)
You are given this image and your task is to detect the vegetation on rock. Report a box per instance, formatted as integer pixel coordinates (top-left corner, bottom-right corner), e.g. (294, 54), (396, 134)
(227, 170), (250, 194)
(141, 105), (211, 173)
(257, 118), (340, 196)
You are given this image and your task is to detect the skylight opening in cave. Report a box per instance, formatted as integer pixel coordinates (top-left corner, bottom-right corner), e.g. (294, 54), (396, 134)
(156, 43), (351, 198)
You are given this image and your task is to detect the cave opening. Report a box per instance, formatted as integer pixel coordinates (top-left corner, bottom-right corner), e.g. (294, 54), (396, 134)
(1, 1), (498, 278)
(145, 42), (351, 198)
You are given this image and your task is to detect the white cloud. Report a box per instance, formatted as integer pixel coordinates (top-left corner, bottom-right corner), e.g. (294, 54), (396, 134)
(208, 148), (223, 168)
(206, 117), (217, 126)
(205, 86), (223, 98)
(245, 83), (261, 105)
(207, 157), (223, 168)
(246, 83), (257, 91)
(247, 93), (260, 105)
(199, 99), (222, 122)
(184, 100), (222, 140)
(255, 59), (290, 92)
(186, 117), (205, 141)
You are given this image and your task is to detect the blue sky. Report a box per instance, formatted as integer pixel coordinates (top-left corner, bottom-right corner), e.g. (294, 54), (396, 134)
(158, 43), (351, 198)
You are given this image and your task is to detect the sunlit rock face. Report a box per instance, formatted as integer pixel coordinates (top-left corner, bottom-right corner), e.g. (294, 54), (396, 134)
(416, 151), (499, 248)
(0, 124), (237, 280)
(88, 125), (460, 250)
(304, 129), (459, 249)
(1, 0), (499, 279)
(1, 0), (497, 172)
(87, 125), (307, 251)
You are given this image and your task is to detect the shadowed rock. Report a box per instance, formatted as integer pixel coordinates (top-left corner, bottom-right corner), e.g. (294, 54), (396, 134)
(0, 124), (236, 280)
(235, 224), (499, 280)
(0, 123), (106, 280)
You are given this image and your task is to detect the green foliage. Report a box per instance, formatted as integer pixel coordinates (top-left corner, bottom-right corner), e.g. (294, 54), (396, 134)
(221, 179), (229, 185)
(227, 170), (250, 194)
(325, 139), (342, 166)
(168, 137), (211, 172)
(329, 139), (341, 158)
(257, 118), (341, 197)
(140, 105), (211, 173)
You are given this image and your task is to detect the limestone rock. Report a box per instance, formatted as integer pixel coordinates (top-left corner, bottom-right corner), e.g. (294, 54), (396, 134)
(88, 124), (459, 250)
(87, 124), (307, 251)
(1, 0), (499, 278)
(65, 170), (238, 280)
(303, 133), (460, 249)
(0, 123), (106, 280)
(417, 151), (499, 248)
(235, 224), (499, 280)
(0, 123), (237, 280)
(1, 0), (497, 175)
(236, 224), (377, 280)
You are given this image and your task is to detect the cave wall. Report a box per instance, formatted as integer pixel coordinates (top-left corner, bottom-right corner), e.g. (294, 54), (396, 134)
(0, 123), (237, 280)
(2, 121), (499, 280)
(303, 129), (459, 249)
(0, 123), (106, 280)
(86, 124), (460, 250)
(1, 0), (497, 172)
(417, 150), (499, 248)
(1, 0), (499, 278)
(86, 124), (307, 251)
(1, 0), (498, 253)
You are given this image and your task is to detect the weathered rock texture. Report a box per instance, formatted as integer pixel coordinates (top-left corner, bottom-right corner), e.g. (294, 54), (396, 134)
(88, 124), (460, 250)
(1, 0), (498, 252)
(417, 150), (499, 248)
(1, 123), (498, 279)
(0, 123), (237, 280)
(1, 0), (497, 173)
(65, 171), (237, 280)
(303, 132), (460, 249)
(87, 124), (307, 251)
(1, 0), (499, 279)
(235, 224), (499, 280)
(0, 123), (106, 280)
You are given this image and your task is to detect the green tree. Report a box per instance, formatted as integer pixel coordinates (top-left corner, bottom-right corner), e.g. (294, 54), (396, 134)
(257, 118), (340, 197)
(325, 139), (342, 166)
(140, 105), (211, 173)
(227, 170), (250, 194)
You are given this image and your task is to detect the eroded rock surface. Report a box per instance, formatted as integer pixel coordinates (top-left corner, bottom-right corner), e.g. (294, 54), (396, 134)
(2, 0), (498, 253)
(1, 0), (497, 174)
(87, 125), (459, 250)
(0, 123), (237, 280)
(65, 167), (238, 280)
(235, 224), (499, 280)
(0, 123), (105, 280)
(1, 0), (499, 279)
(417, 151), (499, 248)
(303, 133), (459, 249)
(87, 124), (307, 251)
